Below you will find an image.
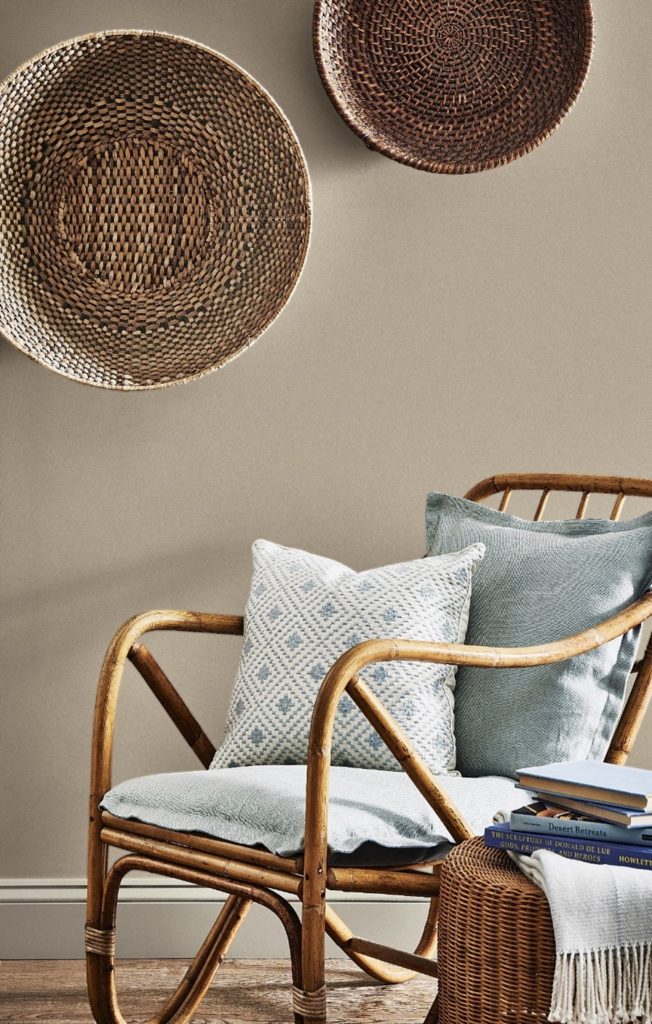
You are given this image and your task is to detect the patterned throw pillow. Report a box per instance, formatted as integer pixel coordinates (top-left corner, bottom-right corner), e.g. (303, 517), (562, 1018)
(211, 539), (485, 773)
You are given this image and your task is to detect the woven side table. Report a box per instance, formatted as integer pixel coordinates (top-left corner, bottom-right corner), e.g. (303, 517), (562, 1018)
(437, 837), (555, 1024)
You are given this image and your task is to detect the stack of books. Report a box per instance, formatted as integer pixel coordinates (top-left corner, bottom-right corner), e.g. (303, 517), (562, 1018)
(485, 760), (652, 870)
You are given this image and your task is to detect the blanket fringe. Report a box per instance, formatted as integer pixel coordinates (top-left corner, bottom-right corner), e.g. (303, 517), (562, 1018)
(550, 943), (652, 1024)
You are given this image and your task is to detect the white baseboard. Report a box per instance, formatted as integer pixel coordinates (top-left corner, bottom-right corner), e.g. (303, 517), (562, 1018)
(0, 878), (428, 959)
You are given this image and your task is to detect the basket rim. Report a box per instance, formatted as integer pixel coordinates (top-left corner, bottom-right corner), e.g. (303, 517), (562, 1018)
(0, 29), (313, 390)
(313, 0), (594, 174)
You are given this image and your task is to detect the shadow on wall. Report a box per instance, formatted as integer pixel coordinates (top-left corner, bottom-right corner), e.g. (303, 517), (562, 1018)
(289, 2), (372, 174)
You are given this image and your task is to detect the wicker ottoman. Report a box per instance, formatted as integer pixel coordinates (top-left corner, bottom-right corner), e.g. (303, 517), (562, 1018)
(437, 837), (555, 1024)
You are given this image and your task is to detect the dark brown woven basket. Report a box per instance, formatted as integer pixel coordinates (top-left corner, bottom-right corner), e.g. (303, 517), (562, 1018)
(438, 837), (555, 1023)
(314, 0), (593, 174)
(0, 31), (311, 389)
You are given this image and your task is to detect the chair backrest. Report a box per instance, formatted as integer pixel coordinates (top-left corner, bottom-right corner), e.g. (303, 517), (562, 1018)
(464, 473), (652, 765)
(465, 473), (652, 522)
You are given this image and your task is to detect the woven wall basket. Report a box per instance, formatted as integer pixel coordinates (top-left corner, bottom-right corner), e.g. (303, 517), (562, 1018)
(314, 0), (593, 174)
(0, 31), (311, 389)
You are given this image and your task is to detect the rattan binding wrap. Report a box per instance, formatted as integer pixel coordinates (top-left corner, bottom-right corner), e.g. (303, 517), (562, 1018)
(314, 0), (593, 174)
(438, 837), (555, 1023)
(292, 985), (327, 1020)
(0, 31), (311, 389)
(84, 925), (116, 958)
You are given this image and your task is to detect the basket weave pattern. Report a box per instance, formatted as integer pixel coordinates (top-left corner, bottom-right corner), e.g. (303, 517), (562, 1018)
(314, 0), (593, 173)
(0, 32), (311, 388)
(438, 837), (555, 1022)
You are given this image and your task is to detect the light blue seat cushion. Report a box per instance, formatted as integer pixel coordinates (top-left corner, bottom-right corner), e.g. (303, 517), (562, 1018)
(101, 765), (523, 866)
(426, 493), (652, 778)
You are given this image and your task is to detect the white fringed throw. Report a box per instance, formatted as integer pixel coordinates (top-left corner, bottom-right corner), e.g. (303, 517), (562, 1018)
(514, 847), (652, 1024)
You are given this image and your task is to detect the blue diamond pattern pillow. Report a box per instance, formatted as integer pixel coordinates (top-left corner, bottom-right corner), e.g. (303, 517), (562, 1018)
(211, 539), (485, 773)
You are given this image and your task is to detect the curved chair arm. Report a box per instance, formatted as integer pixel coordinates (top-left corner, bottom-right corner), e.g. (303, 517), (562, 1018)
(87, 610), (244, 954)
(89, 610), (243, 807)
(302, 591), (652, 930)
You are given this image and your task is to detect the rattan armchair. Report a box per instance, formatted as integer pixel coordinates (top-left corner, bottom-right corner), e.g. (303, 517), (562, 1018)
(86, 473), (652, 1024)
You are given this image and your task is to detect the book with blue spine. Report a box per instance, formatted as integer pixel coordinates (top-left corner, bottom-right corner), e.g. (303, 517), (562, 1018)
(510, 801), (652, 845)
(485, 822), (652, 870)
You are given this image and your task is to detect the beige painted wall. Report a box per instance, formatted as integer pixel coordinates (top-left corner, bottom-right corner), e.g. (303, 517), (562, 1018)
(1, 0), (651, 880)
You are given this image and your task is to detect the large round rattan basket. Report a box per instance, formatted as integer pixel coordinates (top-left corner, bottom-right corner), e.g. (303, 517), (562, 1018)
(314, 0), (593, 174)
(0, 31), (311, 389)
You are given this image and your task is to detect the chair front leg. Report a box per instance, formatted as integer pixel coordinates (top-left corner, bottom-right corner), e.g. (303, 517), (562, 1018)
(87, 853), (306, 1024)
(300, 738), (329, 1023)
(300, 641), (477, 1022)
(86, 886), (249, 1024)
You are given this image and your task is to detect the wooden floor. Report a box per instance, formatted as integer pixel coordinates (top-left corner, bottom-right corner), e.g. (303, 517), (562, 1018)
(0, 959), (437, 1023)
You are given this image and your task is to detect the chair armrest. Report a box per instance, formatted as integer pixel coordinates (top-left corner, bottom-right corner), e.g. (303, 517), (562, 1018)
(90, 610), (243, 798)
(302, 591), (652, 906)
(317, 590), (652, 679)
(87, 611), (243, 936)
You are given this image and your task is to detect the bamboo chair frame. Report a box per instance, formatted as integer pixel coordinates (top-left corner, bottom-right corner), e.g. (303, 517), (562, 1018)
(86, 474), (652, 1024)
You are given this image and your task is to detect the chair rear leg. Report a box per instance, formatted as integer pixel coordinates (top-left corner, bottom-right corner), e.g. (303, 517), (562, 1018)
(153, 894), (252, 1023)
(324, 895), (439, 986)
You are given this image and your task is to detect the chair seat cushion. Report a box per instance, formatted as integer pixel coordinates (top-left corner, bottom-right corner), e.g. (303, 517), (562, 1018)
(101, 765), (524, 866)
